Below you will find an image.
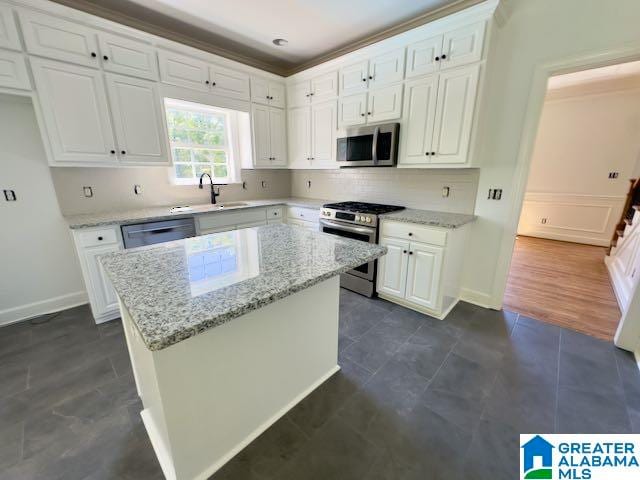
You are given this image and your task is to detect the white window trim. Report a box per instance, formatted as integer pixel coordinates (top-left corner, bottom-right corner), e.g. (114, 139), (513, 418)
(164, 97), (243, 186)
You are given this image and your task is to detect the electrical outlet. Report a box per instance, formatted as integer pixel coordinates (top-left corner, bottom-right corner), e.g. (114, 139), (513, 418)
(134, 185), (143, 195)
(608, 172), (619, 179)
(541, 217), (548, 225)
(83, 186), (93, 198)
(261, 180), (267, 189)
(442, 186), (450, 198)
(488, 188), (503, 200)
(306, 180), (312, 189)
(3, 189), (16, 201)
(242, 181), (247, 190)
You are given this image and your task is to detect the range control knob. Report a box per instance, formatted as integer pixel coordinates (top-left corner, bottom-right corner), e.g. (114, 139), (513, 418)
(355, 215), (361, 222)
(366, 217), (372, 223)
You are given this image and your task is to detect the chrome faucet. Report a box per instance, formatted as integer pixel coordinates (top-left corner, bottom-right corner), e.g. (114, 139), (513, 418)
(198, 173), (225, 205)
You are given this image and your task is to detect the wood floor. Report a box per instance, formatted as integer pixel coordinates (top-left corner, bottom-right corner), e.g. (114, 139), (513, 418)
(503, 236), (621, 340)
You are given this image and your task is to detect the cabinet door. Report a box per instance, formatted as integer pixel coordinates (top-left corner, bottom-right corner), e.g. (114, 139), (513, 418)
(368, 84), (403, 123)
(31, 58), (116, 164)
(431, 64), (479, 164)
(0, 50), (31, 90)
(288, 106), (310, 166)
(405, 242), (443, 311)
(19, 10), (99, 67)
(0, 5), (21, 51)
(441, 21), (485, 71)
(311, 71), (338, 102)
(377, 237), (410, 298)
(406, 35), (443, 78)
(338, 93), (367, 127)
(98, 32), (159, 80)
(106, 73), (167, 165)
(369, 48), (405, 88)
(158, 50), (209, 92)
(268, 82), (286, 108)
(250, 77), (269, 105)
(399, 76), (438, 165)
(210, 65), (250, 100)
(268, 108), (287, 166)
(84, 244), (120, 318)
(311, 100), (336, 164)
(287, 81), (310, 108)
(339, 60), (368, 95)
(252, 104), (271, 166)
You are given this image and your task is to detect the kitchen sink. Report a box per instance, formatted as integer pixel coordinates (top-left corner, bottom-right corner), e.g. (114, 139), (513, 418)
(216, 202), (248, 208)
(169, 202), (249, 214)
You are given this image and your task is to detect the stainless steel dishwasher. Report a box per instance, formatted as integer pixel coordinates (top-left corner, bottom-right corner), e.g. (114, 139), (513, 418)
(121, 218), (196, 249)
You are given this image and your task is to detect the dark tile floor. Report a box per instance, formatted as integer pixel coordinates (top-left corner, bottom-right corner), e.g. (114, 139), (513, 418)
(1, 290), (639, 480)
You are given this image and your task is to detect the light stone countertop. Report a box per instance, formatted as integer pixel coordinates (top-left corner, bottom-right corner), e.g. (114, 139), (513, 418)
(64, 197), (329, 229)
(99, 224), (387, 351)
(379, 209), (477, 229)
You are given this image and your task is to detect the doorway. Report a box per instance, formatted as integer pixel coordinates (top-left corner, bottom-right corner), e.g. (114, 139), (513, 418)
(503, 61), (640, 340)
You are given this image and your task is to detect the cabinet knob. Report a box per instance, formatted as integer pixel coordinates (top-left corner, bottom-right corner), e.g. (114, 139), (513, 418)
(362, 78), (367, 82)
(435, 56), (440, 61)
(441, 54), (447, 59)
(309, 92), (314, 96)
(409, 251), (413, 255)
(367, 112), (372, 115)
(205, 80), (210, 84)
(403, 250), (407, 254)
(431, 152), (435, 156)
(121, 150), (126, 155)
(408, 232), (413, 236)
(212, 82), (216, 86)
(98, 236), (103, 241)
(425, 152), (430, 156)
(90, 52), (97, 58)
(368, 75), (373, 80)
(110, 150), (116, 154)
(103, 55), (108, 61)
(360, 113), (365, 117)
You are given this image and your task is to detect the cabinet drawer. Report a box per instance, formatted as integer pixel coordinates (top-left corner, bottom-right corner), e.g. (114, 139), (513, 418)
(267, 206), (283, 219)
(287, 206), (319, 223)
(287, 218), (318, 231)
(198, 208), (266, 230)
(381, 221), (447, 246)
(77, 227), (120, 247)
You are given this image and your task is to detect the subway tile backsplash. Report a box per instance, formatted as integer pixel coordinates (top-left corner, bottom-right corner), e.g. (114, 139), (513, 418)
(291, 168), (480, 214)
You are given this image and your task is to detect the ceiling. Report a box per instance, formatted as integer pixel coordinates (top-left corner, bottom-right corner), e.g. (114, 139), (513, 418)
(547, 61), (640, 90)
(54, 0), (476, 75)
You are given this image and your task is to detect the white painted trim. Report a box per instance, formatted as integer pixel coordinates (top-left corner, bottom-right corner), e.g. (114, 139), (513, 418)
(0, 290), (88, 326)
(191, 365), (340, 480)
(460, 287), (498, 309)
(606, 255), (630, 310)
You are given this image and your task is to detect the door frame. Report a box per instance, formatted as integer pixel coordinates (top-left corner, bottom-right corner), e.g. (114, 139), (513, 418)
(491, 43), (640, 351)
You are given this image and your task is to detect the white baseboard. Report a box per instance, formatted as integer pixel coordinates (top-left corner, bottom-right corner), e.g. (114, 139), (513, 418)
(0, 290), (88, 327)
(460, 287), (498, 309)
(517, 231), (610, 247)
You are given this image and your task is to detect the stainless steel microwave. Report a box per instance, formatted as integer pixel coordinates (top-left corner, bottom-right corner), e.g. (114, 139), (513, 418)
(336, 123), (399, 167)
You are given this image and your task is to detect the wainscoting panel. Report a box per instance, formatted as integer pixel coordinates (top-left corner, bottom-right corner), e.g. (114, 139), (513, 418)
(517, 192), (626, 246)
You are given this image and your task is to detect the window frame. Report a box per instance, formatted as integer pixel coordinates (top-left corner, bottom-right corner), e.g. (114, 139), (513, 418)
(164, 97), (243, 186)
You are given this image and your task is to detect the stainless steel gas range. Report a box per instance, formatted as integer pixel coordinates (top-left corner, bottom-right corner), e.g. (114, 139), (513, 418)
(319, 201), (405, 297)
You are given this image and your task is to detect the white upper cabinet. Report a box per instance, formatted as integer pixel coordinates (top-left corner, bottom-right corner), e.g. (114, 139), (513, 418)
(368, 84), (403, 123)
(105, 73), (167, 165)
(440, 21), (485, 71)
(158, 50), (209, 92)
(31, 58), (116, 164)
(399, 76), (438, 164)
(431, 64), (480, 164)
(209, 64), (250, 100)
(287, 106), (311, 166)
(268, 108), (287, 166)
(287, 70), (338, 107)
(251, 77), (285, 108)
(310, 100), (336, 165)
(368, 48), (405, 88)
(0, 50), (31, 90)
(406, 35), (443, 78)
(310, 71), (338, 102)
(0, 5), (21, 51)
(338, 93), (367, 127)
(19, 11), (99, 67)
(252, 104), (286, 167)
(98, 32), (159, 80)
(339, 60), (369, 95)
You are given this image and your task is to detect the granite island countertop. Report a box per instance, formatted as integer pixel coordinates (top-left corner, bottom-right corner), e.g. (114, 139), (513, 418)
(379, 209), (476, 228)
(64, 197), (329, 229)
(100, 224), (386, 351)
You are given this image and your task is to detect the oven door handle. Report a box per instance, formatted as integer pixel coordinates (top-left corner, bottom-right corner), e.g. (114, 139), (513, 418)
(320, 219), (376, 236)
(371, 126), (380, 164)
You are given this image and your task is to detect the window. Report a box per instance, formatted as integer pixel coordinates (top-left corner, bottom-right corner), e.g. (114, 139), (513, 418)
(164, 98), (242, 185)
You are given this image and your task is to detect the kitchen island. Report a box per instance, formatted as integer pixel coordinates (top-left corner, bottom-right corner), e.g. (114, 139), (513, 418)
(100, 224), (386, 480)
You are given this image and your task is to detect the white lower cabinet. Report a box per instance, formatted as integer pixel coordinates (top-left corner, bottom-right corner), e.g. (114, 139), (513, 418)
(72, 226), (122, 323)
(377, 220), (467, 319)
(197, 207), (273, 234)
(286, 206), (319, 231)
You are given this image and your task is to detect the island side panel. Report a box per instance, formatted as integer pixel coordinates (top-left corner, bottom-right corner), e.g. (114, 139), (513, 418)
(153, 276), (340, 480)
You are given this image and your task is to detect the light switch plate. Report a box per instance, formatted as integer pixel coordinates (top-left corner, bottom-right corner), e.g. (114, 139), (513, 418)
(3, 189), (16, 201)
(83, 186), (93, 198)
(134, 185), (143, 195)
(442, 186), (450, 198)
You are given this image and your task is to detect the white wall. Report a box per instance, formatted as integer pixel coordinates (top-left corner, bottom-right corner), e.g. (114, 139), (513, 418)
(516, 85), (640, 246)
(460, 0), (640, 308)
(0, 94), (86, 325)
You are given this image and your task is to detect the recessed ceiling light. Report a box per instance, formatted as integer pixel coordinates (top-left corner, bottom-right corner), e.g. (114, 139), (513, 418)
(272, 38), (288, 47)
